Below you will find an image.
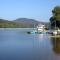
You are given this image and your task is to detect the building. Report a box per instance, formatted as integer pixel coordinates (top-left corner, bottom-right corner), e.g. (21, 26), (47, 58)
(36, 24), (46, 32)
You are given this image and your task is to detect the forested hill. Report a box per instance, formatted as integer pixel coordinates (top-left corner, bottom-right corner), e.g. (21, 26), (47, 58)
(13, 18), (40, 28)
(0, 18), (48, 28)
(0, 19), (21, 28)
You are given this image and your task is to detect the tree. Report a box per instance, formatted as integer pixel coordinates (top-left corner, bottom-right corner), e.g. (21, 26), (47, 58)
(50, 6), (60, 29)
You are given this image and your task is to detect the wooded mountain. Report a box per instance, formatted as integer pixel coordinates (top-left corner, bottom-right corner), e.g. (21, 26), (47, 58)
(13, 18), (40, 28)
(0, 18), (48, 28)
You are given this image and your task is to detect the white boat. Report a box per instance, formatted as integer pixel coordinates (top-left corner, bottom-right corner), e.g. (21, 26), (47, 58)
(27, 24), (47, 34)
(36, 24), (46, 32)
(53, 31), (57, 35)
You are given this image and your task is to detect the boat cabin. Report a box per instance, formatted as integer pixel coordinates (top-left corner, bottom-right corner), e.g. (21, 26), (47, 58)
(36, 24), (46, 32)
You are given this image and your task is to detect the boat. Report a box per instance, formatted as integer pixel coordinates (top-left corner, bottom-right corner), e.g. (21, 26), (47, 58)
(27, 30), (42, 34)
(27, 24), (46, 34)
(36, 24), (45, 32)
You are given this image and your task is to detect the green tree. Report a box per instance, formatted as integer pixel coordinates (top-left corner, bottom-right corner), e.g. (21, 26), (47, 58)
(50, 6), (60, 29)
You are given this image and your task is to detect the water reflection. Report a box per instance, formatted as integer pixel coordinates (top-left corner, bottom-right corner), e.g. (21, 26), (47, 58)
(51, 37), (60, 54)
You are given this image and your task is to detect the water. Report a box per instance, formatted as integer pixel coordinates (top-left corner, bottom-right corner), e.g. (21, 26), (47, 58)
(0, 28), (60, 60)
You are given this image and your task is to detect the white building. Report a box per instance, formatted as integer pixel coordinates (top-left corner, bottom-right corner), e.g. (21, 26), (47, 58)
(37, 24), (45, 32)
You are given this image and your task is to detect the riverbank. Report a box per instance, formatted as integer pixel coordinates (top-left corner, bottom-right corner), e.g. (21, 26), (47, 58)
(50, 35), (60, 38)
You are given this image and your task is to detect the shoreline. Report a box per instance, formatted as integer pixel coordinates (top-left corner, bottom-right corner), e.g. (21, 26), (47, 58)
(49, 35), (60, 38)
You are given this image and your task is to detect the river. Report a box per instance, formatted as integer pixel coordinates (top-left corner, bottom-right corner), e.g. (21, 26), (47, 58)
(0, 28), (60, 60)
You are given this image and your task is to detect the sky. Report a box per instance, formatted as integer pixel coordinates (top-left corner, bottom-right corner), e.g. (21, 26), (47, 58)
(0, 0), (60, 22)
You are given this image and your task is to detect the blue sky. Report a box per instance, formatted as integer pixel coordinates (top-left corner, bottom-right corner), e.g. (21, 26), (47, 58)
(0, 0), (60, 22)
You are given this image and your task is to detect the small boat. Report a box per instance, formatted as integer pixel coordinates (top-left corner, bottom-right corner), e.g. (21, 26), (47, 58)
(53, 31), (57, 35)
(48, 30), (58, 35)
(27, 30), (42, 34)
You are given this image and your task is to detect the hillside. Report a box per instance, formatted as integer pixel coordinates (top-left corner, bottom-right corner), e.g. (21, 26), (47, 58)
(13, 18), (40, 28)
(0, 18), (48, 28)
(0, 19), (22, 28)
